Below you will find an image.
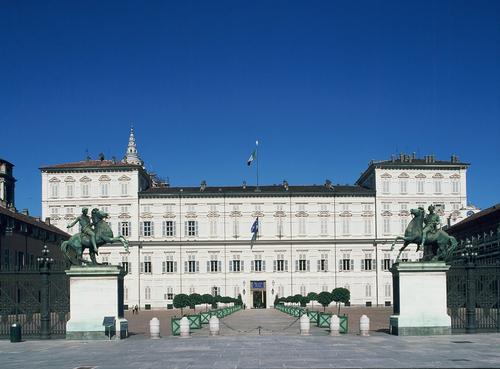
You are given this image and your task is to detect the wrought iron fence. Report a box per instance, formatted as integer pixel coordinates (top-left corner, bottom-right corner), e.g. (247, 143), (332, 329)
(0, 264), (69, 339)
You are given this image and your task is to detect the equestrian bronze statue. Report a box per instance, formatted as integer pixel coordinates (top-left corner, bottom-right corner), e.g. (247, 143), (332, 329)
(61, 208), (129, 265)
(390, 205), (457, 262)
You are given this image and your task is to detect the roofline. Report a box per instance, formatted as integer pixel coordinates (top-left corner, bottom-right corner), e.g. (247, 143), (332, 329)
(355, 162), (470, 186)
(0, 158), (14, 167)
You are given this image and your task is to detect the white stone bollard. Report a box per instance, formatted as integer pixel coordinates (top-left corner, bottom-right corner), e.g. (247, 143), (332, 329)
(359, 315), (370, 336)
(330, 315), (340, 336)
(149, 317), (160, 339)
(300, 314), (310, 335)
(179, 317), (190, 338)
(209, 316), (220, 336)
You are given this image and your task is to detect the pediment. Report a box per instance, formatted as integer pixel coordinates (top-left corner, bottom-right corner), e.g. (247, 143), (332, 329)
(64, 176), (75, 182)
(415, 173), (426, 179)
(80, 176), (92, 182)
(450, 174), (460, 179)
(118, 175), (131, 182)
(98, 175), (111, 182)
(432, 173), (444, 179)
(398, 172), (409, 178)
(380, 173), (392, 178)
(49, 177), (61, 182)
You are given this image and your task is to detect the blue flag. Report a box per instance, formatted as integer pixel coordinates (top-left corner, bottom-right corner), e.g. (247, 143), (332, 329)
(250, 218), (259, 249)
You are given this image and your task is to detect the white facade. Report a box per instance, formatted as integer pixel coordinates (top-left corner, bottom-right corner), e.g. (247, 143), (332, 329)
(41, 136), (472, 309)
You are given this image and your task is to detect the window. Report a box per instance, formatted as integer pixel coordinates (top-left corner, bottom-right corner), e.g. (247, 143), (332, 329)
(119, 222), (131, 237)
(298, 203), (306, 212)
(252, 256), (265, 272)
(162, 221), (176, 237)
(382, 180), (390, 193)
(165, 287), (174, 300)
(125, 287), (128, 301)
(186, 254), (199, 273)
(417, 180), (424, 194)
(50, 183), (59, 198)
(342, 218), (350, 235)
(209, 220), (217, 237)
(120, 205), (129, 214)
(209, 204), (217, 212)
(400, 217), (408, 234)
(141, 221), (154, 237)
(232, 219), (239, 238)
(121, 257), (130, 274)
(208, 254), (221, 273)
(277, 285), (284, 297)
(298, 218), (306, 235)
(383, 218), (391, 234)
(145, 287), (151, 300)
(320, 219), (328, 236)
(185, 221), (198, 237)
(50, 207), (59, 215)
(452, 203), (461, 211)
(100, 183), (109, 197)
(296, 254), (309, 272)
(274, 254), (288, 272)
(211, 286), (220, 296)
(319, 203), (328, 212)
(141, 255), (152, 274)
(341, 203), (350, 212)
(318, 253), (328, 272)
(142, 204), (151, 213)
(401, 252), (409, 262)
(66, 183), (74, 198)
(187, 204), (195, 213)
(229, 254), (243, 272)
(300, 285), (306, 296)
(452, 180), (460, 194)
(81, 183), (89, 197)
(121, 183), (128, 196)
(363, 204), (372, 212)
(382, 203), (391, 211)
(339, 253), (353, 271)
(66, 207), (74, 215)
(165, 204), (174, 213)
(434, 180), (442, 194)
(365, 284), (372, 298)
(361, 253), (376, 271)
(382, 253), (392, 271)
(162, 255), (177, 273)
(233, 285), (240, 298)
(385, 283), (392, 297)
(399, 180), (407, 194)
(364, 218), (372, 235)
(276, 217), (284, 238)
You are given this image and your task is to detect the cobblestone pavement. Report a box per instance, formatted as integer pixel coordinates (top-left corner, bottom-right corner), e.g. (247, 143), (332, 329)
(2, 309), (499, 369)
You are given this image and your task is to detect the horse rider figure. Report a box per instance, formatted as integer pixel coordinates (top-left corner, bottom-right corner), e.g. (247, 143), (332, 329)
(421, 204), (440, 248)
(67, 207), (98, 254)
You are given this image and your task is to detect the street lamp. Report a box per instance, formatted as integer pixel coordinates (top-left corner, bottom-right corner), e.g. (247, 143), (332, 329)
(461, 241), (478, 334)
(37, 245), (54, 339)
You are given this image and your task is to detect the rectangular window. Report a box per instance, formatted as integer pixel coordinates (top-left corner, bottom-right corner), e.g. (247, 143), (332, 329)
(50, 207), (59, 215)
(209, 220), (217, 237)
(211, 286), (220, 296)
(186, 254), (199, 273)
(141, 221), (153, 237)
(320, 219), (328, 236)
(253, 258), (264, 272)
(297, 254), (309, 272)
(400, 217), (408, 234)
(185, 221), (198, 237)
(298, 218), (306, 235)
(382, 253), (392, 271)
(382, 203), (390, 211)
(209, 204), (217, 212)
(121, 261), (130, 273)
(232, 219), (239, 238)
(452, 180), (460, 193)
(101, 183), (109, 197)
(417, 180), (424, 194)
(400, 180), (407, 194)
(385, 284), (392, 297)
(119, 222), (131, 237)
(452, 203), (461, 211)
(340, 253), (353, 271)
(276, 217), (284, 238)
(50, 183), (59, 198)
(365, 284), (372, 298)
(66, 184), (74, 198)
(318, 253), (328, 272)
(274, 254), (288, 272)
(162, 255), (176, 273)
(364, 219), (372, 235)
(121, 183), (128, 196)
(162, 221), (176, 237)
(342, 218), (350, 235)
(383, 218), (391, 234)
(142, 204), (151, 213)
(361, 253), (376, 271)
(81, 183), (89, 197)
(341, 203), (350, 212)
(142, 255), (152, 274)
(208, 255), (221, 273)
(382, 180), (390, 193)
(434, 180), (442, 194)
(230, 254), (243, 272)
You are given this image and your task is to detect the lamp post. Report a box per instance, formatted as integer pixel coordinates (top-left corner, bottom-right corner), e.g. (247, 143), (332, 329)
(461, 241), (477, 334)
(37, 245), (54, 339)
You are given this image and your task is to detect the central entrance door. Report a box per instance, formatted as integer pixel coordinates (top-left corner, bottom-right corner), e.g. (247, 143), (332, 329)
(251, 281), (266, 308)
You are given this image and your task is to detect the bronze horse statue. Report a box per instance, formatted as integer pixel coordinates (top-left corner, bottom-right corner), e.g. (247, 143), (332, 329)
(390, 207), (457, 262)
(61, 208), (129, 265)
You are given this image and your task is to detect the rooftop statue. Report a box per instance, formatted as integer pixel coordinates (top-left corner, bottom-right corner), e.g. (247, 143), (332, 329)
(61, 208), (129, 265)
(390, 205), (457, 262)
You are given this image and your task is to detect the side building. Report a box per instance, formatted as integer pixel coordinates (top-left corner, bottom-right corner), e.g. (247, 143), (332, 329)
(40, 131), (473, 309)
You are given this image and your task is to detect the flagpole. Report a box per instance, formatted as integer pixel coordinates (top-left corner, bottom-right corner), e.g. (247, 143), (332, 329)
(256, 140), (259, 191)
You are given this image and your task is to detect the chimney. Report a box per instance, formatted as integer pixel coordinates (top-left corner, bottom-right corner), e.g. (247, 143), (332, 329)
(325, 179), (332, 188)
(200, 180), (207, 192)
(22, 209), (29, 216)
(98, 153), (105, 161)
(399, 153), (404, 161)
(242, 181), (247, 189)
(283, 180), (289, 191)
(45, 217), (51, 225)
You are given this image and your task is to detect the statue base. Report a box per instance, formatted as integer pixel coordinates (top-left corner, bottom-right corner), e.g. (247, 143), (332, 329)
(66, 265), (128, 340)
(389, 262), (451, 336)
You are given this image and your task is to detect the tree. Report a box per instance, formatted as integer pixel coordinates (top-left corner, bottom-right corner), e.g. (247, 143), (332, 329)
(331, 288), (350, 315)
(317, 291), (333, 312)
(274, 294), (280, 306)
(173, 293), (191, 315)
(307, 292), (318, 309)
(236, 294), (243, 306)
(292, 294), (302, 305)
(299, 295), (310, 307)
(189, 293), (203, 311)
(201, 294), (214, 311)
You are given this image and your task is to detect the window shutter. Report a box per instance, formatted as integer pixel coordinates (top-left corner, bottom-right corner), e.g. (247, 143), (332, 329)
(306, 260), (310, 271)
(372, 259), (376, 271)
(229, 261), (233, 272)
(184, 222), (188, 236)
(140, 262), (144, 273)
(218, 261), (222, 272)
(184, 261), (188, 272)
(273, 260), (277, 272)
(325, 260), (328, 272)
(295, 260), (298, 271)
(381, 259), (384, 269)
(361, 260), (365, 271)
(317, 260), (321, 272)
(174, 261), (177, 272)
(339, 260), (343, 271)
(350, 259), (354, 271)
(173, 221), (176, 236)
(207, 261), (210, 272)
(251, 261), (254, 271)
(196, 261), (199, 272)
(128, 222), (132, 236)
(195, 221), (198, 236)
(140, 222), (144, 236)
(162, 261), (166, 273)
(285, 260), (288, 271)
(390, 259), (394, 267)
(151, 222), (155, 237)
(241, 260), (244, 271)
(262, 260), (266, 271)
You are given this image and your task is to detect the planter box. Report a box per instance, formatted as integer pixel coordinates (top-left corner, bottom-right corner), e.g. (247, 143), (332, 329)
(339, 315), (348, 334)
(317, 312), (331, 328)
(187, 315), (201, 329)
(307, 311), (319, 324)
(200, 312), (211, 324)
(171, 317), (181, 336)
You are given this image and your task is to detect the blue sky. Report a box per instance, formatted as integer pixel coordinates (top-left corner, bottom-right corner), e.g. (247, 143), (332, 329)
(1, 0), (499, 215)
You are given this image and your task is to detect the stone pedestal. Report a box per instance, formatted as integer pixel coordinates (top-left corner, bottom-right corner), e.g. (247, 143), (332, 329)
(389, 262), (451, 336)
(66, 265), (128, 340)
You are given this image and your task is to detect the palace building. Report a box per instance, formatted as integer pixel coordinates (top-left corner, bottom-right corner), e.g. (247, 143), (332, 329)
(40, 129), (476, 309)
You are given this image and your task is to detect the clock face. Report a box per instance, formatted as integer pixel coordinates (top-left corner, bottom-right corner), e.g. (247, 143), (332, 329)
(467, 210), (475, 217)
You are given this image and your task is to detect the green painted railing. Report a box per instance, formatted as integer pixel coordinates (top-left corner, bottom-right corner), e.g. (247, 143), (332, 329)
(339, 315), (348, 333)
(200, 312), (211, 324)
(171, 317), (181, 336)
(317, 312), (331, 327)
(307, 311), (319, 324)
(171, 305), (242, 335)
(187, 314), (202, 329)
